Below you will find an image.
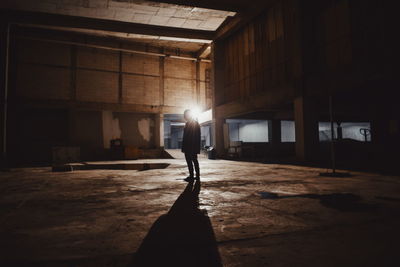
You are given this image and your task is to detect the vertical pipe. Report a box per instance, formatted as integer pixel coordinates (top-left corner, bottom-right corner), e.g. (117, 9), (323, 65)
(1, 22), (10, 168)
(329, 95), (336, 174)
(196, 59), (201, 105)
(70, 45), (77, 100)
(118, 46), (123, 104)
(158, 56), (165, 148)
(68, 45), (77, 147)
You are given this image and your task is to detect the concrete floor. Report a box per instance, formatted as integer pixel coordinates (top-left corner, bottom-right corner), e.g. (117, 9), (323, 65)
(1, 156), (400, 266)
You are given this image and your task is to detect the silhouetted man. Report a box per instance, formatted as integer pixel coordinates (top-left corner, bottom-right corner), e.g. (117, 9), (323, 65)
(182, 109), (201, 182)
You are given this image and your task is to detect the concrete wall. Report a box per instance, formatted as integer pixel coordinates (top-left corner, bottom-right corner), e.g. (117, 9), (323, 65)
(70, 110), (104, 160)
(9, 108), (69, 165)
(16, 40), (72, 100)
(113, 112), (154, 149)
(9, 31), (211, 164)
(15, 37), (211, 110)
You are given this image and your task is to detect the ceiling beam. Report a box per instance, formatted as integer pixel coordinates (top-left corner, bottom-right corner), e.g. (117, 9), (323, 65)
(214, 0), (274, 40)
(148, 0), (241, 12)
(197, 43), (211, 58)
(1, 9), (214, 41)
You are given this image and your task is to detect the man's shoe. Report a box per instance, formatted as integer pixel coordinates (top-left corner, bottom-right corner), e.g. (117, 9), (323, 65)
(184, 176), (194, 182)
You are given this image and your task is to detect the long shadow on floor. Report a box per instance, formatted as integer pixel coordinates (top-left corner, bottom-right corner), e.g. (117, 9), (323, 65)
(130, 180), (222, 267)
(260, 192), (377, 212)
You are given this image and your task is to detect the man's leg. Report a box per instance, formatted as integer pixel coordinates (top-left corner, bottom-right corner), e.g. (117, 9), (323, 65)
(185, 153), (194, 178)
(192, 154), (200, 179)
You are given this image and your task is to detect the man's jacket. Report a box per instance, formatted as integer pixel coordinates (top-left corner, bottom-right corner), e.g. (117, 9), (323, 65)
(181, 120), (201, 155)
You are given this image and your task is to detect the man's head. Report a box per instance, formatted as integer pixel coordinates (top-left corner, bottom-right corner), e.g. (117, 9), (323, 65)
(184, 109), (193, 122)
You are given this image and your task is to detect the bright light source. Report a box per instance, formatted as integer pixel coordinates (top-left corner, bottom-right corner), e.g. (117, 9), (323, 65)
(185, 107), (212, 124)
(190, 107), (201, 120)
(198, 109), (212, 124)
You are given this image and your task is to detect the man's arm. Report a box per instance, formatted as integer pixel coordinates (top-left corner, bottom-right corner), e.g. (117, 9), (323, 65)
(196, 122), (201, 149)
(197, 122), (201, 138)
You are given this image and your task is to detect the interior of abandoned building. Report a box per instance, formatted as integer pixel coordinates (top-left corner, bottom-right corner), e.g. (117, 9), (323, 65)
(0, 0), (397, 170)
(0, 0), (399, 266)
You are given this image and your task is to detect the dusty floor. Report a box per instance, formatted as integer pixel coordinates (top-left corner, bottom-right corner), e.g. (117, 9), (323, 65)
(1, 156), (400, 266)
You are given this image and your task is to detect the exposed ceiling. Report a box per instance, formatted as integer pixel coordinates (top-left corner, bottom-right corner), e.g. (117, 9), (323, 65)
(1, 0), (235, 31)
(0, 0), (266, 55)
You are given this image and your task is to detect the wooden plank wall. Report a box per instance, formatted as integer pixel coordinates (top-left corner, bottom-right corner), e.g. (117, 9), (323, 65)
(217, 0), (359, 106)
(315, 0), (352, 72)
(219, 0), (288, 106)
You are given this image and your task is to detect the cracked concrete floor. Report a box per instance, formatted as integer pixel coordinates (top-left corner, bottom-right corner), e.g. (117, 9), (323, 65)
(1, 158), (400, 266)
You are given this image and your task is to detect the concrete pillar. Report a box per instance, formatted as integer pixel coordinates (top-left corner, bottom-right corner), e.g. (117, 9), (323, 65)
(212, 117), (225, 156)
(294, 97), (318, 161)
(164, 119), (171, 149)
(0, 21), (10, 168)
(268, 119), (281, 155)
(154, 113), (164, 148)
(211, 41), (225, 157)
(159, 57), (164, 106)
(268, 120), (281, 145)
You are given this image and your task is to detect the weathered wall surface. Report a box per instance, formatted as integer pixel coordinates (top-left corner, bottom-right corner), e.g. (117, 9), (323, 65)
(14, 37), (211, 110)
(111, 112), (155, 149)
(9, 31), (211, 164)
(217, 0), (299, 108)
(164, 58), (196, 107)
(16, 40), (72, 100)
(122, 53), (160, 106)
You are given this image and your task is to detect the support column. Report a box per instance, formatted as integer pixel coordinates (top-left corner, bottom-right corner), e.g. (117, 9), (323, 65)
(212, 117), (225, 155)
(0, 21), (10, 169)
(211, 41), (225, 157)
(269, 120), (281, 145)
(159, 57), (164, 107)
(294, 96), (318, 161)
(268, 119), (281, 155)
(154, 113), (164, 148)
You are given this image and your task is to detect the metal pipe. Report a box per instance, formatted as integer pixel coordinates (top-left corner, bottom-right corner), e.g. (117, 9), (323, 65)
(329, 95), (336, 174)
(17, 36), (165, 56)
(16, 36), (211, 62)
(168, 55), (196, 61)
(168, 55), (211, 62)
(1, 22), (10, 167)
